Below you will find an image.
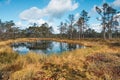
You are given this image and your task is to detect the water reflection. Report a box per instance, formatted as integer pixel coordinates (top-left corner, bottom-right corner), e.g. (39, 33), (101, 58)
(11, 41), (85, 54)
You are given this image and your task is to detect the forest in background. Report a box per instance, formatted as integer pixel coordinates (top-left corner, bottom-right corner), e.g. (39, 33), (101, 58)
(0, 3), (120, 40)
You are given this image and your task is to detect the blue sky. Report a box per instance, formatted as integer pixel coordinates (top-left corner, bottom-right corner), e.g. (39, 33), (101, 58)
(0, 0), (120, 33)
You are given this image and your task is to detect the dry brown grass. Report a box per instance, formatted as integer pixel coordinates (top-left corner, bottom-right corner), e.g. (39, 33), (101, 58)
(0, 38), (120, 80)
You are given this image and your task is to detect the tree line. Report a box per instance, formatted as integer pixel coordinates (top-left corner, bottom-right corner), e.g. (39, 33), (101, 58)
(58, 3), (120, 39)
(0, 3), (120, 40)
(0, 21), (53, 39)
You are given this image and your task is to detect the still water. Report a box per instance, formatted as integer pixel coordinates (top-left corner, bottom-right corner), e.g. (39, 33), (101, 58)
(11, 41), (85, 54)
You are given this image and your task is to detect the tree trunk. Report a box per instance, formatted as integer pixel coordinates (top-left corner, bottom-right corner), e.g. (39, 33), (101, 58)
(108, 27), (112, 39)
(103, 27), (106, 39)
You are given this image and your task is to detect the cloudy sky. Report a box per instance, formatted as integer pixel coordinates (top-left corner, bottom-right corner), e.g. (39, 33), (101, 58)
(0, 0), (120, 33)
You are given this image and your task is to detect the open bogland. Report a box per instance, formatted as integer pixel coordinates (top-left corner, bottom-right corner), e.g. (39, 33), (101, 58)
(0, 38), (120, 80)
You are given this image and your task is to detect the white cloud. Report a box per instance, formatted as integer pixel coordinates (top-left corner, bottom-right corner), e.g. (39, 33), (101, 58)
(46, 0), (78, 18)
(19, 7), (44, 20)
(19, 0), (79, 33)
(28, 19), (46, 26)
(15, 21), (22, 27)
(15, 21), (27, 29)
(88, 5), (96, 16)
(19, 0), (79, 20)
(15, 19), (60, 34)
(91, 5), (97, 13)
(89, 5), (103, 16)
(113, 0), (120, 7)
(75, 13), (80, 20)
(15, 19), (46, 29)
(114, 13), (120, 21)
(90, 24), (102, 32)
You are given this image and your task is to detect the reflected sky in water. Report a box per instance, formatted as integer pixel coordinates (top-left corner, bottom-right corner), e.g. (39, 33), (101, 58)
(11, 41), (85, 54)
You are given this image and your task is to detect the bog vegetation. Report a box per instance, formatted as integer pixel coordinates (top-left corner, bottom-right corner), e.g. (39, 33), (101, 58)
(0, 3), (120, 80)
(0, 38), (120, 80)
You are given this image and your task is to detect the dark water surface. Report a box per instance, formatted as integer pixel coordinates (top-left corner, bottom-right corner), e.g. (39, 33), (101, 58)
(11, 41), (85, 54)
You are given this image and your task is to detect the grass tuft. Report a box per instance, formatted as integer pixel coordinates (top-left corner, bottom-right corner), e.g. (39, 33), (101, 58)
(0, 38), (119, 80)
